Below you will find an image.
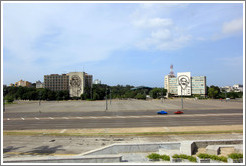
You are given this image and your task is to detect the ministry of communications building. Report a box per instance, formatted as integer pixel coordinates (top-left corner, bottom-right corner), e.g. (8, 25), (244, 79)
(164, 71), (206, 97)
(44, 72), (93, 97)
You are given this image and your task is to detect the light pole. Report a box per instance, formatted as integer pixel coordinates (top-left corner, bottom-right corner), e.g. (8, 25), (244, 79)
(105, 87), (108, 111)
(110, 89), (111, 105)
(39, 91), (41, 113)
(3, 89), (6, 112)
(181, 88), (183, 110)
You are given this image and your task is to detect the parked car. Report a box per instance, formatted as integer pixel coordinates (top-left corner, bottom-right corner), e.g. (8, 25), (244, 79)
(174, 110), (184, 114)
(157, 110), (168, 114)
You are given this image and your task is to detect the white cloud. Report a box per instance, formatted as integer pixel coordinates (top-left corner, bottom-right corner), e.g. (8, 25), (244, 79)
(133, 17), (192, 51)
(222, 17), (243, 34)
(133, 18), (173, 29)
(212, 17), (243, 40)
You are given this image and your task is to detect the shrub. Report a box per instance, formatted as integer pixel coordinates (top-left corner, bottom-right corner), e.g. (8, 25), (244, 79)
(187, 156), (197, 162)
(4, 95), (14, 103)
(219, 156), (228, 162)
(198, 153), (227, 162)
(160, 154), (170, 161)
(179, 154), (189, 159)
(172, 154), (180, 159)
(228, 153), (243, 159)
(197, 153), (210, 159)
(147, 153), (161, 160)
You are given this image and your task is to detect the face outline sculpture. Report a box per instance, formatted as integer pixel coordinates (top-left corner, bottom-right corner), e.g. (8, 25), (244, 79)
(70, 75), (81, 88)
(70, 75), (82, 97)
(178, 75), (190, 90)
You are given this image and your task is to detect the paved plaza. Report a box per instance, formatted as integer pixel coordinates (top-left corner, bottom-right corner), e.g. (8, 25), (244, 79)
(4, 98), (243, 113)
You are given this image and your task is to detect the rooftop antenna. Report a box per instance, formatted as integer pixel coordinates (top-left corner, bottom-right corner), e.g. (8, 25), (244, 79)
(169, 64), (175, 77)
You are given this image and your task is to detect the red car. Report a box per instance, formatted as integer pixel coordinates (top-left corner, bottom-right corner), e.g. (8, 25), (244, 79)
(174, 110), (184, 114)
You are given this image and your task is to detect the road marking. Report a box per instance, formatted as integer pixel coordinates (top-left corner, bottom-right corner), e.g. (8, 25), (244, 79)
(60, 129), (67, 133)
(3, 113), (243, 121)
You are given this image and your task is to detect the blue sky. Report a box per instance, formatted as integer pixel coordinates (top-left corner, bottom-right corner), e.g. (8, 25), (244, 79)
(2, 2), (244, 87)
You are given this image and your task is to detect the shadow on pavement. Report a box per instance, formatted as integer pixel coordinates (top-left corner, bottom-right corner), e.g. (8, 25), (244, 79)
(22, 145), (65, 155)
(3, 146), (26, 153)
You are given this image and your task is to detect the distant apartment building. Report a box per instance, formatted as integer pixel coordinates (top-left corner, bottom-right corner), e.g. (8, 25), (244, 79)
(164, 71), (206, 96)
(44, 72), (93, 97)
(220, 84), (243, 92)
(93, 79), (101, 84)
(36, 80), (44, 89)
(14, 80), (32, 87)
(44, 74), (69, 91)
(233, 84), (243, 92)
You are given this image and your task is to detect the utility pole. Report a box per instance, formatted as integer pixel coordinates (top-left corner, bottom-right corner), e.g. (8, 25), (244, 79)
(105, 87), (108, 111)
(91, 83), (93, 100)
(181, 88), (183, 110)
(110, 89), (112, 105)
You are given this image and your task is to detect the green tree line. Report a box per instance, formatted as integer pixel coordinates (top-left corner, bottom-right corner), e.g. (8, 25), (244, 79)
(207, 85), (243, 99)
(82, 84), (167, 100)
(3, 86), (69, 102)
(3, 85), (167, 102)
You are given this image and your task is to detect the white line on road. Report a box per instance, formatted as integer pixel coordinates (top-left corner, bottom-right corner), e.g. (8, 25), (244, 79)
(21, 118), (25, 120)
(35, 117), (39, 120)
(7, 118), (10, 120)
(49, 117), (54, 119)
(60, 129), (67, 133)
(63, 117), (69, 119)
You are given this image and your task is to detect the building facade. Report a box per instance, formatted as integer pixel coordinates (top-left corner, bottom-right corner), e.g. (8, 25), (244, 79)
(93, 79), (101, 84)
(164, 72), (206, 96)
(14, 80), (32, 87)
(220, 84), (243, 92)
(36, 80), (44, 89)
(44, 72), (93, 97)
(44, 74), (69, 91)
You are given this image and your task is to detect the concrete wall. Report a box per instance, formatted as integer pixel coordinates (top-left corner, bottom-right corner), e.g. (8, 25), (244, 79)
(4, 155), (122, 163)
(191, 139), (243, 155)
(83, 142), (181, 156)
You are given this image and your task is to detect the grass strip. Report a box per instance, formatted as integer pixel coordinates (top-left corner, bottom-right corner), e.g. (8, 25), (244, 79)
(3, 130), (243, 137)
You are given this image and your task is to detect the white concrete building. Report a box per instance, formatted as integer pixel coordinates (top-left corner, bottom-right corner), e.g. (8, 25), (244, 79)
(164, 72), (206, 96)
(233, 84), (243, 92)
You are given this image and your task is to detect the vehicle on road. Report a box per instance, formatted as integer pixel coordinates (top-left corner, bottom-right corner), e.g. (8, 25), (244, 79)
(174, 110), (184, 114)
(157, 110), (168, 115)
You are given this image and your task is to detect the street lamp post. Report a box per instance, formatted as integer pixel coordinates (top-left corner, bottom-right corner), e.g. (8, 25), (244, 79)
(110, 89), (111, 105)
(3, 88), (6, 112)
(181, 88), (183, 110)
(105, 87), (108, 111)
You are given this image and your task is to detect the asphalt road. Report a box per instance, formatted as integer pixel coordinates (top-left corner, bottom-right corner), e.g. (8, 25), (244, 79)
(3, 108), (243, 118)
(3, 112), (243, 130)
(3, 99), (243, 130)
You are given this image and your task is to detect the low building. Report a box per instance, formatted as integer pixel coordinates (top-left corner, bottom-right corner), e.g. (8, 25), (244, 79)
(233, 84), (243, 92)
(14, 80), (32, 87)
(36, 80), (44, 89)
(220, 86), (233, 92)
(93, 79), (101, 84)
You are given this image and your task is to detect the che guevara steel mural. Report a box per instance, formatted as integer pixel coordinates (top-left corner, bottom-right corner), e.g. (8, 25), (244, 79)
(70, 75), (82, 97)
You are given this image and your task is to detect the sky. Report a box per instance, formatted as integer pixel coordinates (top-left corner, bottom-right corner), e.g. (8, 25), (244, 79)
(2, 2), (244, 88)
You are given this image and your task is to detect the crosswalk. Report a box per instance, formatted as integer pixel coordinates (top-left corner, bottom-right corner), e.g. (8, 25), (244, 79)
(2, 113), (243, 121)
